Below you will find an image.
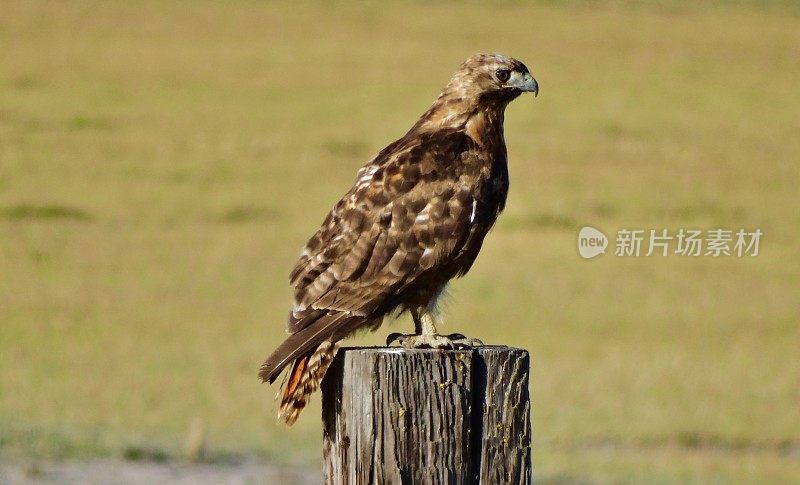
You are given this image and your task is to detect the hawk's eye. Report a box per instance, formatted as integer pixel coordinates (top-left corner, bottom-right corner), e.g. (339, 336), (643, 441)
(495, 69), (511, 83)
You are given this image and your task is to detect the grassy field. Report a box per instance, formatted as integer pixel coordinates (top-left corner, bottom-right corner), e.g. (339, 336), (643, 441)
(1, 0), (799, 482)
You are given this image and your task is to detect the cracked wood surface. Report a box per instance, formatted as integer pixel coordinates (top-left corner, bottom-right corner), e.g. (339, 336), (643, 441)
(322, 346), (530, 484)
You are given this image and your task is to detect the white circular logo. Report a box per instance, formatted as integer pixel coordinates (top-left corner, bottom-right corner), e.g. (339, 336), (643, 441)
(578, 226), (608, 259)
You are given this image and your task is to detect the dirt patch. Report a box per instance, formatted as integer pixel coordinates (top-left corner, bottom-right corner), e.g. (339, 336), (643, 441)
(0, 459), (319, 485)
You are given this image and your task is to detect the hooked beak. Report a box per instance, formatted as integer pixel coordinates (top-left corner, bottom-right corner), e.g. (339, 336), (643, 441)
(519, 72), (539, 97)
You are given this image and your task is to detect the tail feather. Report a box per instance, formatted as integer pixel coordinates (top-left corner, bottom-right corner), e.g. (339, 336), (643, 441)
(258, 311), (352, 383)
(259, 310), (374, 425)
(277, 340), (340, 425)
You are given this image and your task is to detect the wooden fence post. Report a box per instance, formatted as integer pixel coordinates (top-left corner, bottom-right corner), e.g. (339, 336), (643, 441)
(321, 346), (531, 484)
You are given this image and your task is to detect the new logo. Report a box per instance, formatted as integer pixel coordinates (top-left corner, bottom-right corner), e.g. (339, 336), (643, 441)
(578, 226), (608, 259)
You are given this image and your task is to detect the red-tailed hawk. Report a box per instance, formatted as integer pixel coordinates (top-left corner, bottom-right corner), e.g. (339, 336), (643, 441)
(259, 54), (538, 424)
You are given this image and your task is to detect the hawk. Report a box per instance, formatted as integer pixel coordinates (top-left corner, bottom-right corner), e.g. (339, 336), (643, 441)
(259, 54), (538, 424)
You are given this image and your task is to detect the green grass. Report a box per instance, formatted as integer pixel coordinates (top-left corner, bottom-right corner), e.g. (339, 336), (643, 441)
(1, 0), (799, 481)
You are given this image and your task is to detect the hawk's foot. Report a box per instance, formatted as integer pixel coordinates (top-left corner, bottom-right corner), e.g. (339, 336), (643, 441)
(386, 332), (484, 349)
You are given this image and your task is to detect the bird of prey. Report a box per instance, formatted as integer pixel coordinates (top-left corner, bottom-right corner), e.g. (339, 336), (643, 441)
(259, 53), (538, 425)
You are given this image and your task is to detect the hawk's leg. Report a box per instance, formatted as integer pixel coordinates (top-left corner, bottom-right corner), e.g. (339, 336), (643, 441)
(386, 308), (484, 349)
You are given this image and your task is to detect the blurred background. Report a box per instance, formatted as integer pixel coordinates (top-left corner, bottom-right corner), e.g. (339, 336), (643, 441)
(1, 0), (798, 482)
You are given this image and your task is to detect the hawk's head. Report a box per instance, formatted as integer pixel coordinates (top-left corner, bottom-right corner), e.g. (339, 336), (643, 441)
(412, 53), (538, 134)
(447, 53), (538, 104)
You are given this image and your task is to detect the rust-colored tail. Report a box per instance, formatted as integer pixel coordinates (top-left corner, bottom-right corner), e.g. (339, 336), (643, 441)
(259, 310), (371, 425)
(277, 340), (340, 425)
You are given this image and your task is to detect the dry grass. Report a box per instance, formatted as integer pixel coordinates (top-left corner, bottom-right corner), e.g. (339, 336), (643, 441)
(1, 1), (798, 481)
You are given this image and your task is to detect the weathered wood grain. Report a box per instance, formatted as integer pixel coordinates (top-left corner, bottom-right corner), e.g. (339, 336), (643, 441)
(322, 346), (530, 484)
(474, 347), (531, 484)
